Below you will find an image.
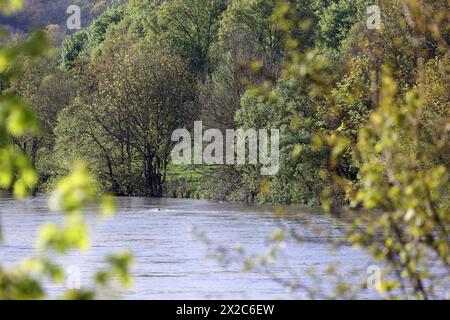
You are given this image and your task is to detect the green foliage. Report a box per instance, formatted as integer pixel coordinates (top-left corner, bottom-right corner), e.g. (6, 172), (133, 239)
(345, 74), (449, 298)
(246, 0), (450, 298)
(55, 37), (197, 196)
(60, 6), (124, 69)
(156, 0), (227, 73)
(112, 0), (161, 38)
(0, 93), (39, 138)
(60, 31), (89, 70)
(317, 0), (371, 50)
(0, 145), (37, 198)
(0, 30), (49, 197)
(87, 7), (124, 50)
(6, 57), (76, 191)
(218, 0), (282, 59)
(0, 30), (52, 76)
(236, 79), (324, 205)
(95, 251), (134, 288)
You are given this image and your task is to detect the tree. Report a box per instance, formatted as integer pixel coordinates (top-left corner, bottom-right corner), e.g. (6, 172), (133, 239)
(60, 30), (89, 70)
(7, 58), (75, 185)
(56, 37), (197, 197)
(156, 0), (227, 74)
(112, 0), (161, 38)
(236, 78), (326, 205)
(317, 0), (372, 50)
(60, 6), (124, 70)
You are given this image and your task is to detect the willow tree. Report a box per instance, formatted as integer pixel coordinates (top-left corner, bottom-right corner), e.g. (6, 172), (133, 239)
(75, 37), (196, 197)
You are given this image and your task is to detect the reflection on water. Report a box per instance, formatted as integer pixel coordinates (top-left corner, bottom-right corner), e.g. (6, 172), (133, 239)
(0, 193), (375, 299)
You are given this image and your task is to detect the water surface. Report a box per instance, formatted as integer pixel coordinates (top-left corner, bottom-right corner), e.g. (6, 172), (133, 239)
(0, 194), (374, 299)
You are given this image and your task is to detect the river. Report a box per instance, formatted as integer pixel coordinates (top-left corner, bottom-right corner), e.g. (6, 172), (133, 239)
(0, 194), (376, 299)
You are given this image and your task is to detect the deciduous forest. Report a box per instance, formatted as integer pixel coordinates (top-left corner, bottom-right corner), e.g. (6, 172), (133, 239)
(0, 0), (448, 300)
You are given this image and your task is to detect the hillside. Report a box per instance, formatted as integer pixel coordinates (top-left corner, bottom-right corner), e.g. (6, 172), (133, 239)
(0, 0), (116, 36)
